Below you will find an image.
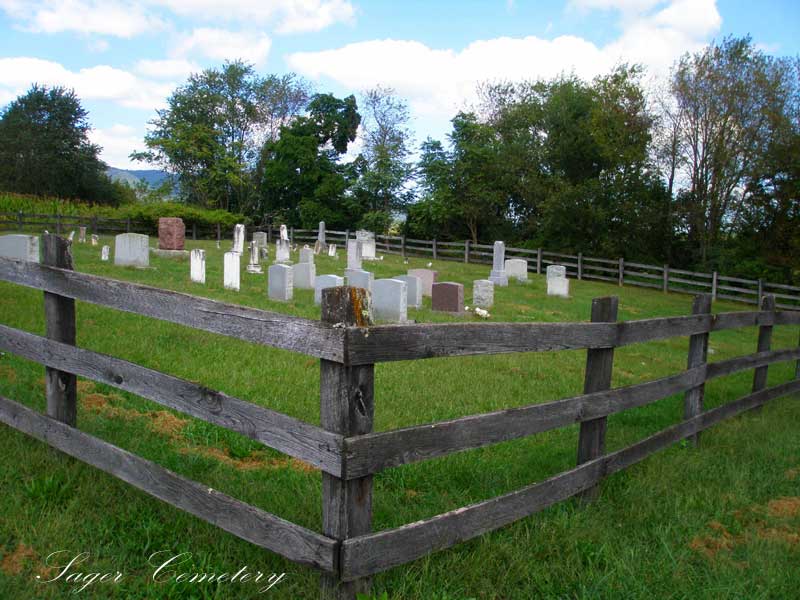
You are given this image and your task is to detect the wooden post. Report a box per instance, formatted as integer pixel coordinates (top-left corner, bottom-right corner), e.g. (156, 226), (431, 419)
(290, 227), (294, 244)
(401, 235), (406, 259)
(345, 229), (350, 247)
(320, 287), (374, 600)
(126, 217), (131, 233)
(192, 222), (197, 240)
(711, 271), (718, 301)
(536, 248), (542, 275)
(577, 296), (618, 502)
(267, 226), (272, 245)
(216, 223), (221, 244)
(464, 240), (470, 263)
(683, 294), (712, 446)
(91, 215), (97, 235)
(757, 279), (764, 304)
(618, 258), (624, 287)
(751, 294), (775, 413)
(577, 253), (583, 280)
(17, 210), (23, 231)
(56, 214), (62, 235)
(432, 238), (438, 260)
(663, 264), (669, 293)
(42, 234), (77, 427)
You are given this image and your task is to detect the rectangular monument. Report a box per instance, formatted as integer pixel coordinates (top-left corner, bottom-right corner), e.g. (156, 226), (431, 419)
(253, 231), (268, 248)
(505, 258), (528, 282)
(114, 233), (149, 267)
(327, 243), (337, 258)
(275, 239), (291, 263)
(345, 268), (373, 294)
(78, 227), (87, 243)
(407, 268), (437, 296)
(190, 249), (206, 283)
(346, 239), (362, 270)
(473, 279), (494, 308)
(546, 265), (569, 297)
(356, 230), (376, 260)
(314, 274), (344, 305)
(0, 234), (39, 262)
(246, 241), (262, 274)
(268, 263), (293, 301)
(224, 251), (240, 291)
(232, 224), (246, 254)
(293, 262), (316, 289)
(395, 274), (422, 309)
(158, 217), (185, 250)
(299, 246), (314, 263)
(432, 282), (465, 313)
(100, 245), (110, 261)
(373, 278), (407, 323)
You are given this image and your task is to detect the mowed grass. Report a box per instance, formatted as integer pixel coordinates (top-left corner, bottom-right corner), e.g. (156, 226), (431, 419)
(0, 235), (798, 599)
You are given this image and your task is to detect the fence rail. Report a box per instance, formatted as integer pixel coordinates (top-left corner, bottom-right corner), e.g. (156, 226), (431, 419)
(1, 233), (799, 599)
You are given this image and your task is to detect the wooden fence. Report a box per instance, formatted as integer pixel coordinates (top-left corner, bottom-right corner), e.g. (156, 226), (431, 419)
(2, 234), (800, 599)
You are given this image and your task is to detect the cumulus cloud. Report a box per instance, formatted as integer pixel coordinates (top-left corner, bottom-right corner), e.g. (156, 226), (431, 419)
(134, 58), (200, 80)
(89, 124), (144, 169)
(171, 28), (272, 65)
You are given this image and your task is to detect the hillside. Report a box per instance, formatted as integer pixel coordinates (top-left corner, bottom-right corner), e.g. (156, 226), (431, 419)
(106, 167), (170, 188)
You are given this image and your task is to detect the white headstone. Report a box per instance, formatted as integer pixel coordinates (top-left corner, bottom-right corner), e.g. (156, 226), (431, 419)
(505, 258), (528, 282)
(0, 234), (39, 262)
(314, 274), (344, 305)
(314, 240), (322, 255)
(246, 241), (262, 274)
(547, 276), (570, 298)
(327, 243), (337, 258)
(318, 221), (326, 245)
(253, 231), (268, 248)
(67, 230), (75, 241)
(489, 241), (508, 286)
(190, 249), (206, 283)
(279, 224), (289, 241)
(373, 278), (407, 323)
(232, 224), (246, 254)
(356, 230), (376, 260)
(407, 268), (437, 296)
(90, 234), (99, 246)
(100, 245), (110, 261)
(78, 227), (87, 243)
(299, 246), (314, 264)
(345, 268), (373, 294)
(275, 239), (291, 263)
(395, 274), (422, 309)
(268, 263), (293, 301)
(547, 265), (566, 279)
(473, 279), (494, 308)
(114, 233), (149, 267)
(224, 251), (240, 291)
(292, 262), (316, 289)
(347, 240), (362, 270)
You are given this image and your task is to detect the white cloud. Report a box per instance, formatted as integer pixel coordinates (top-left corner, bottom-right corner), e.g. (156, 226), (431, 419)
(288, 0), (722, 120)
(89, 124), (144, 169)
(135, 58), (199, 80)
(172, 28), (272, 65)
(0, 57), (173, 110)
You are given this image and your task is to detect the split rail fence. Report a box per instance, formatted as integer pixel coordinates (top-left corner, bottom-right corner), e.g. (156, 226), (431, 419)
(1, 233), (800, 599)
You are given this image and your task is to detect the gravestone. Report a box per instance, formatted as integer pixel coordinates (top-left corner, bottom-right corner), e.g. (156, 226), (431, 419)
(318, 221), (326, 245)
(246, 241), (262, 274)
(546, 265), (569, 297)
(268, 263), (293, 301)
(432, 282), (464, 313)
(373, 278), (407, 323)
(68, 230), (75, 241)
(347, 239), (362, 270)
(299, 245), (314, 264)
(407, 268), (437, 296)
(232, 224), (246, 254)
(253, 231), (268, 248)
(395, 274), (422, 309)
(223, 252), (240, 291)
(314, 274), (343, 305)
(314, 240), (322, 255)
(90, 234), (99, 246)
(546, 265), (566, 279)
(280, 224), (289, 241)
(473, 279), (494, 308)
(0, 234), (39, 262)
(158, 217), (185, 250)
(345, 268), (374, 294)
(190, 249), (205, 283)
(327, 243), (337, 258)
(356, 230), (376, 260)
(114, 233), (149, 267)
(78, 227), (87, 243)
(293, 262), (316, 289)
(100, 245), (110, 261)
(275, 239), (291, 263)
(505, 258), (528, 282)
(260, 246), (269, 261)
(489, 241), (508, 286)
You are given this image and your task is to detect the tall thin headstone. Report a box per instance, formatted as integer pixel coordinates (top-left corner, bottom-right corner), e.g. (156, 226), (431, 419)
(347, 239), (362, 270)
(318, 221), (326, 245)
(280, 224), (289, 241)
(489, 241), (508, 286)
(190, 249), (206, 283)
(78, 227), (87, 243)
(223, 251), (240, 291)
(100, 245), (110, 261)
(232, 224), (246, 254)
(246, 241), (262, 274)
(275, 239), (291, 263)
(395, 274), (422, 309)
(327, 243), (337, 258)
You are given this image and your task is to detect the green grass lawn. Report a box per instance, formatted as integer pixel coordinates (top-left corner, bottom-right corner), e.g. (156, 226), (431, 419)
(0, 235), (798, 599)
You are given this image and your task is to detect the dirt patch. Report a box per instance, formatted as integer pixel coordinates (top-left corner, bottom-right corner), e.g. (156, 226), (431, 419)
(76, 380), (95, 394)
(786, 467), (800, 481)
(179, 446), (316, 473)
(1, 543), (37, 575)
(0, 364), (17, 383)
(767, 497), (800, 519)
(146, 411), (189, 439)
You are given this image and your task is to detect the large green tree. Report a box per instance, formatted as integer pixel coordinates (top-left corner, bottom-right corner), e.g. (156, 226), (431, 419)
(0, 85), (127, 204)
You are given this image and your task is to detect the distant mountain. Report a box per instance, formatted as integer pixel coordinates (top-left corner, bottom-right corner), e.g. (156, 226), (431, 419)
(107, 167), (170, 188)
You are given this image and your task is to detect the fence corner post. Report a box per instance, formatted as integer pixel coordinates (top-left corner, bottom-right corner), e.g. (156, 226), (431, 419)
(683, 294), (712, 446)
(618, 258), (624, 287)
(751, 294), (775, 413)
(42, 234), (77, 427)
(320, 287), (374, 600)
(577, 295), (618, 502)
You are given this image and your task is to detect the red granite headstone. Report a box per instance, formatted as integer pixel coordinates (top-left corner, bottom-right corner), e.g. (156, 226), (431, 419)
(158, 217), (185, 250)
(431, 281), (464, 313)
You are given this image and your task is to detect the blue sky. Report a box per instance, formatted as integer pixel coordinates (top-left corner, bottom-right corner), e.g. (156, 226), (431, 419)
(0, 0), (797, 169)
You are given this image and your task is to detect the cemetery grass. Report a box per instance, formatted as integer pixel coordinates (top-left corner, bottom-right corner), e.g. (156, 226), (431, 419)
(0, 236), (798, 599)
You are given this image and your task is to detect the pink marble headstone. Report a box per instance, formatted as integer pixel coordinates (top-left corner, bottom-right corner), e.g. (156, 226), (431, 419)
(431, 282), (464, 313)
(158, 217), (185, 250)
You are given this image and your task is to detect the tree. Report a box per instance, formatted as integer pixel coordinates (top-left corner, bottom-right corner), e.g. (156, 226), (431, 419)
(255, 93), (361, 228)
(0, 84), (125, 204)
(133, 61), (310, 212)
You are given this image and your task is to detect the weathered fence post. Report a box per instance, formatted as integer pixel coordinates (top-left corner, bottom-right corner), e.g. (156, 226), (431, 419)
(42, 234), (77, 426)
(192, 222), (197, 240)
(432, 238), (438, 260)
(464, 240), (469, 263)
(345, 229), (350, 247)
(401, 235), (406, 259)
(91, 215), (98, 236)
(683, 294), (712, 446)
(577, 296), (618, 502)
(751, 294), (775, 413)
(711, 271), (718, 301)
(618, 258), (624, 287)
(663, 264), (669, 293)
(216, 223), (221, 245)
(126, 217), (131, 233)
(536, 248), (542, 275)
(577, 253), (583, 280)
(320, 287), (374, 600)
(17, 210), (23, 231)
(757, 279), (764, 305)
(56, 213), (62, 235)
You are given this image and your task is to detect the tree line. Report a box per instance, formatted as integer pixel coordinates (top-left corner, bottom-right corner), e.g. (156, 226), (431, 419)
(0, 36), (797, 282)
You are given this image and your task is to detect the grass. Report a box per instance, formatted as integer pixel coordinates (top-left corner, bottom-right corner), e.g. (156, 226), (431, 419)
(0, 234), (798, 599)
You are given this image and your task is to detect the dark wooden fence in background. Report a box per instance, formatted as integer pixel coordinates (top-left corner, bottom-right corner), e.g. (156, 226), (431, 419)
(1, 232), (799, 598)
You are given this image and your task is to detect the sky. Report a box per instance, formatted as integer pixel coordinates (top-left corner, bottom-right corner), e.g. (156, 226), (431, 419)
(0, 0), (798, 170)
